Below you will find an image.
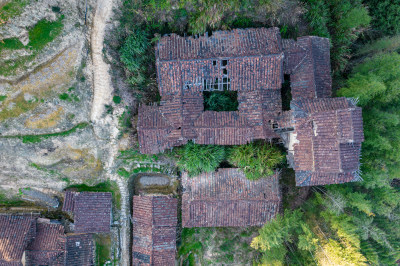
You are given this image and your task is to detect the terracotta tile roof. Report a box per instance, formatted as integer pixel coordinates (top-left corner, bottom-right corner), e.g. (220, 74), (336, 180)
(74, 192), (112, 233)
(132, 195), (177, 266)
(0, 215), (36, 265)
(138, 27), (284, 154)
(182, 168), (281, 227)
(26, 222), (66, 266)
(283, 36), (332, 99)
(62, 192), (112, 233)
(289, 98), (364, 186)
(62, 191), (79, 213)
(156, 27), (282, 60)
(65, 234), (94, 266)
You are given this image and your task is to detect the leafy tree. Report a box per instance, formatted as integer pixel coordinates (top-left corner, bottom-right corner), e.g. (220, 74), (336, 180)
(228, 142), (285, 180)
(251, 209), (319, 265)
(364, 0), (400, 36)
(338, 52), (400, 187)
(172, 141), (226, 177)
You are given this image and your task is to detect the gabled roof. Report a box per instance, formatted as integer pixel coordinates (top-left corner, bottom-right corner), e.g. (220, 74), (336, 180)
(62, 192), (112, 233)
(182, 168), (281, 227)
(26, 222), (66, 266)
(289, 98), (364, 186)
(0, 215), (36, 265)
(132, 195), (177, 266)
(283, 36), (332, 99)
(66, 234), (94, 266)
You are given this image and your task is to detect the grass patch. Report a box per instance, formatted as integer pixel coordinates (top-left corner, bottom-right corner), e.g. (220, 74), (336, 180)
(66, 180), (122, 210)
(0, 16), (64, 76)
(28, 16), (64, 50)
(0, 93), (39, 121)
(94, 234), (111, 266)
(0, 191), (25, 207)
(0, 38), (25, 50)
(0, 95), (7, 101)
(0, 0), (29, 22)
(21, 122), (88, 143)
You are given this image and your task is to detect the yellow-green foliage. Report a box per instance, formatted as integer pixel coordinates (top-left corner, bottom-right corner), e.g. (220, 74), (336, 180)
(228, 142), (285, 180)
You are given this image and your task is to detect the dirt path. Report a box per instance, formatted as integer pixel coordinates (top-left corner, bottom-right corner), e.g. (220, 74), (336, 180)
(91, 0), (114, 122)
(90, 0), (131, 265)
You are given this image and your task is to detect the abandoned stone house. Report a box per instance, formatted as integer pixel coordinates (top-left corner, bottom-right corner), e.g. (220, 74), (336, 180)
(132, 195), (178, 266)
(62, 191), (112, 233)
(0, 215), (94, 266)
(137, 27), (364, 186)
(182, 168), (281, 227)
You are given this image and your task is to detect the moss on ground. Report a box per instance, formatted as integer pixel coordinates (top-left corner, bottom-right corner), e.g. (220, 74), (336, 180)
(1, 122), (88, 143)
(0, 0), (29, 22)
(0, 15), (65, 76)
(94, 234), (112, 266)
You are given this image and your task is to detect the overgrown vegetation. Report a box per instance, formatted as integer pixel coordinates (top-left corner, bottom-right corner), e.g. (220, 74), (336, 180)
(228, 142), (285, 180)
(28, 16), (64, 50)
(94, 234), (112, 266)
(302, 0), (371, 74)
(178, 227), (261, 265)
(203, 90), (238, 112)
(172, 141), (226, 177)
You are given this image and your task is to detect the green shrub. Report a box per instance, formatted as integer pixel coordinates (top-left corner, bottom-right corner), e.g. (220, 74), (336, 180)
(0, 95), (7, 101)
(0, 38), (25, 50)
(173, 141), (226, 177)
(59, 93), (69, 101)
(113, 95), (122, 104)
(228, 142), (285, 180)
(28, 16), (64, 50)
